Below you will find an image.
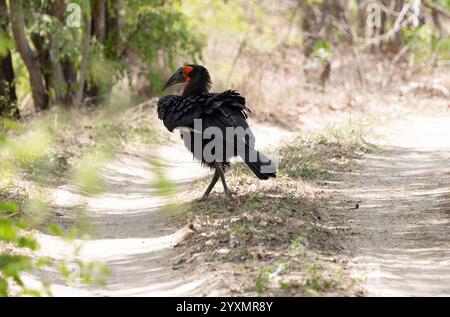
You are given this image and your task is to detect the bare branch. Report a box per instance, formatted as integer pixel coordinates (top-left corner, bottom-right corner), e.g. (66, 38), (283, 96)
(423, 0), (450, 19)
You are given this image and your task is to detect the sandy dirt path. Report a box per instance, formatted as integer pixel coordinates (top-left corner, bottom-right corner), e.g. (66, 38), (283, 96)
(24, 122), (290, 296)
(334, 114), (450, 296)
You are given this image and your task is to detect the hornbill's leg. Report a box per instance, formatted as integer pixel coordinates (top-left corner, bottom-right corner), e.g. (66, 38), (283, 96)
(215, 162), (235, 198)
(201, 169), (219, 200)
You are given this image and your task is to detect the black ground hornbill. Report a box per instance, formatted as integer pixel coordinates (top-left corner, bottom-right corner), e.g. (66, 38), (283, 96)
(157, 64), (276, 199)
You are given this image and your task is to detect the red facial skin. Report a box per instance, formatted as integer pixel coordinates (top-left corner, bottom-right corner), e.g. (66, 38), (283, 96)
(182, 66), (193, 92)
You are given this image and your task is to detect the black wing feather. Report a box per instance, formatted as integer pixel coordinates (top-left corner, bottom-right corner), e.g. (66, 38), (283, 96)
(156, 90), (275, 179)
(157, 90), (250, 133)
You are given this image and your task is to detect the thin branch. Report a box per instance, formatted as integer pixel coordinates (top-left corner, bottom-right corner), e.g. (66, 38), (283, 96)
(423, 0), (450, 19)
(365, 0), (423, 46)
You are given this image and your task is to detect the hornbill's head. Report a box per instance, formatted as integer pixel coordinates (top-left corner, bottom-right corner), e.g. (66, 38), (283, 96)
(163, 64), (211, 96)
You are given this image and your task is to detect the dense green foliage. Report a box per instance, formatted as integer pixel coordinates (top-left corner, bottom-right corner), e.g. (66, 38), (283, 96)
(1, 0), (202, 112)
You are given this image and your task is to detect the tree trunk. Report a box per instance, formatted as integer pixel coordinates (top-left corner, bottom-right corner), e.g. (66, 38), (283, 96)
(357, 1), (366, 38)
(92, 0), (107, 42)
(31, 33), (52, 93)
(75, 9), (92, 108)
(0, 53), (17, 117)
(301, 2), (319, 58)
(105, 0), (121, 59)
(330, 0), (353, 44)
(86, 0), (108, 103)
(49, 32), (66, 104)
(0, 0), (18, 118)
(61, 58), (78, 105)
(9, 0), (48, 111)
(46, 1), (77, 105)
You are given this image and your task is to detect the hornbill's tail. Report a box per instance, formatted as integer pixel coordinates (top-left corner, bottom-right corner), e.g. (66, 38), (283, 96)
(241, 144), (276, 180)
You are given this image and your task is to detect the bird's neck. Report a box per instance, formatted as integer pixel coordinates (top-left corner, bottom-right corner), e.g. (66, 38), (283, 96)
(182, 76), (211, 97)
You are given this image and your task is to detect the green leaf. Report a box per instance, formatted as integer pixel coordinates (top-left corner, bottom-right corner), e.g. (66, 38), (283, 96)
(48, 224), (65, 237)
(0, 220), (17, 242)
(35, 256), (53, 268)
(0, 255), (33, 277)
(0, 201), (19, 215)
(17, 236), (40, 251)
(0, 34), (14, 58)
(0, 276), (8, 297)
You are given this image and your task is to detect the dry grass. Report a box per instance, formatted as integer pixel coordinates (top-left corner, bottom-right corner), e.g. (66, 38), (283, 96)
(178, 122), (375, 296)
(182, 179), (360, 296)
(279, 121), (377, 179)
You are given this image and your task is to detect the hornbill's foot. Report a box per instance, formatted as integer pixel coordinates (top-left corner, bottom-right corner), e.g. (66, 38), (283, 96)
(199, 193), (210, 201)
(225, 189), (237, 198)
(199, 189), (236, 201)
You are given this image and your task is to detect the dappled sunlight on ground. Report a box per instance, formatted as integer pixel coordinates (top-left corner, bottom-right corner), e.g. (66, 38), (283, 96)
(330, 114), (450, 296)
(24, 122), (288, 296)
(27, 148), (215, 296)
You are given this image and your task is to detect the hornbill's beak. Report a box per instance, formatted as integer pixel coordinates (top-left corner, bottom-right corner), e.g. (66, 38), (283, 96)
(163, 68), (185, 91)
